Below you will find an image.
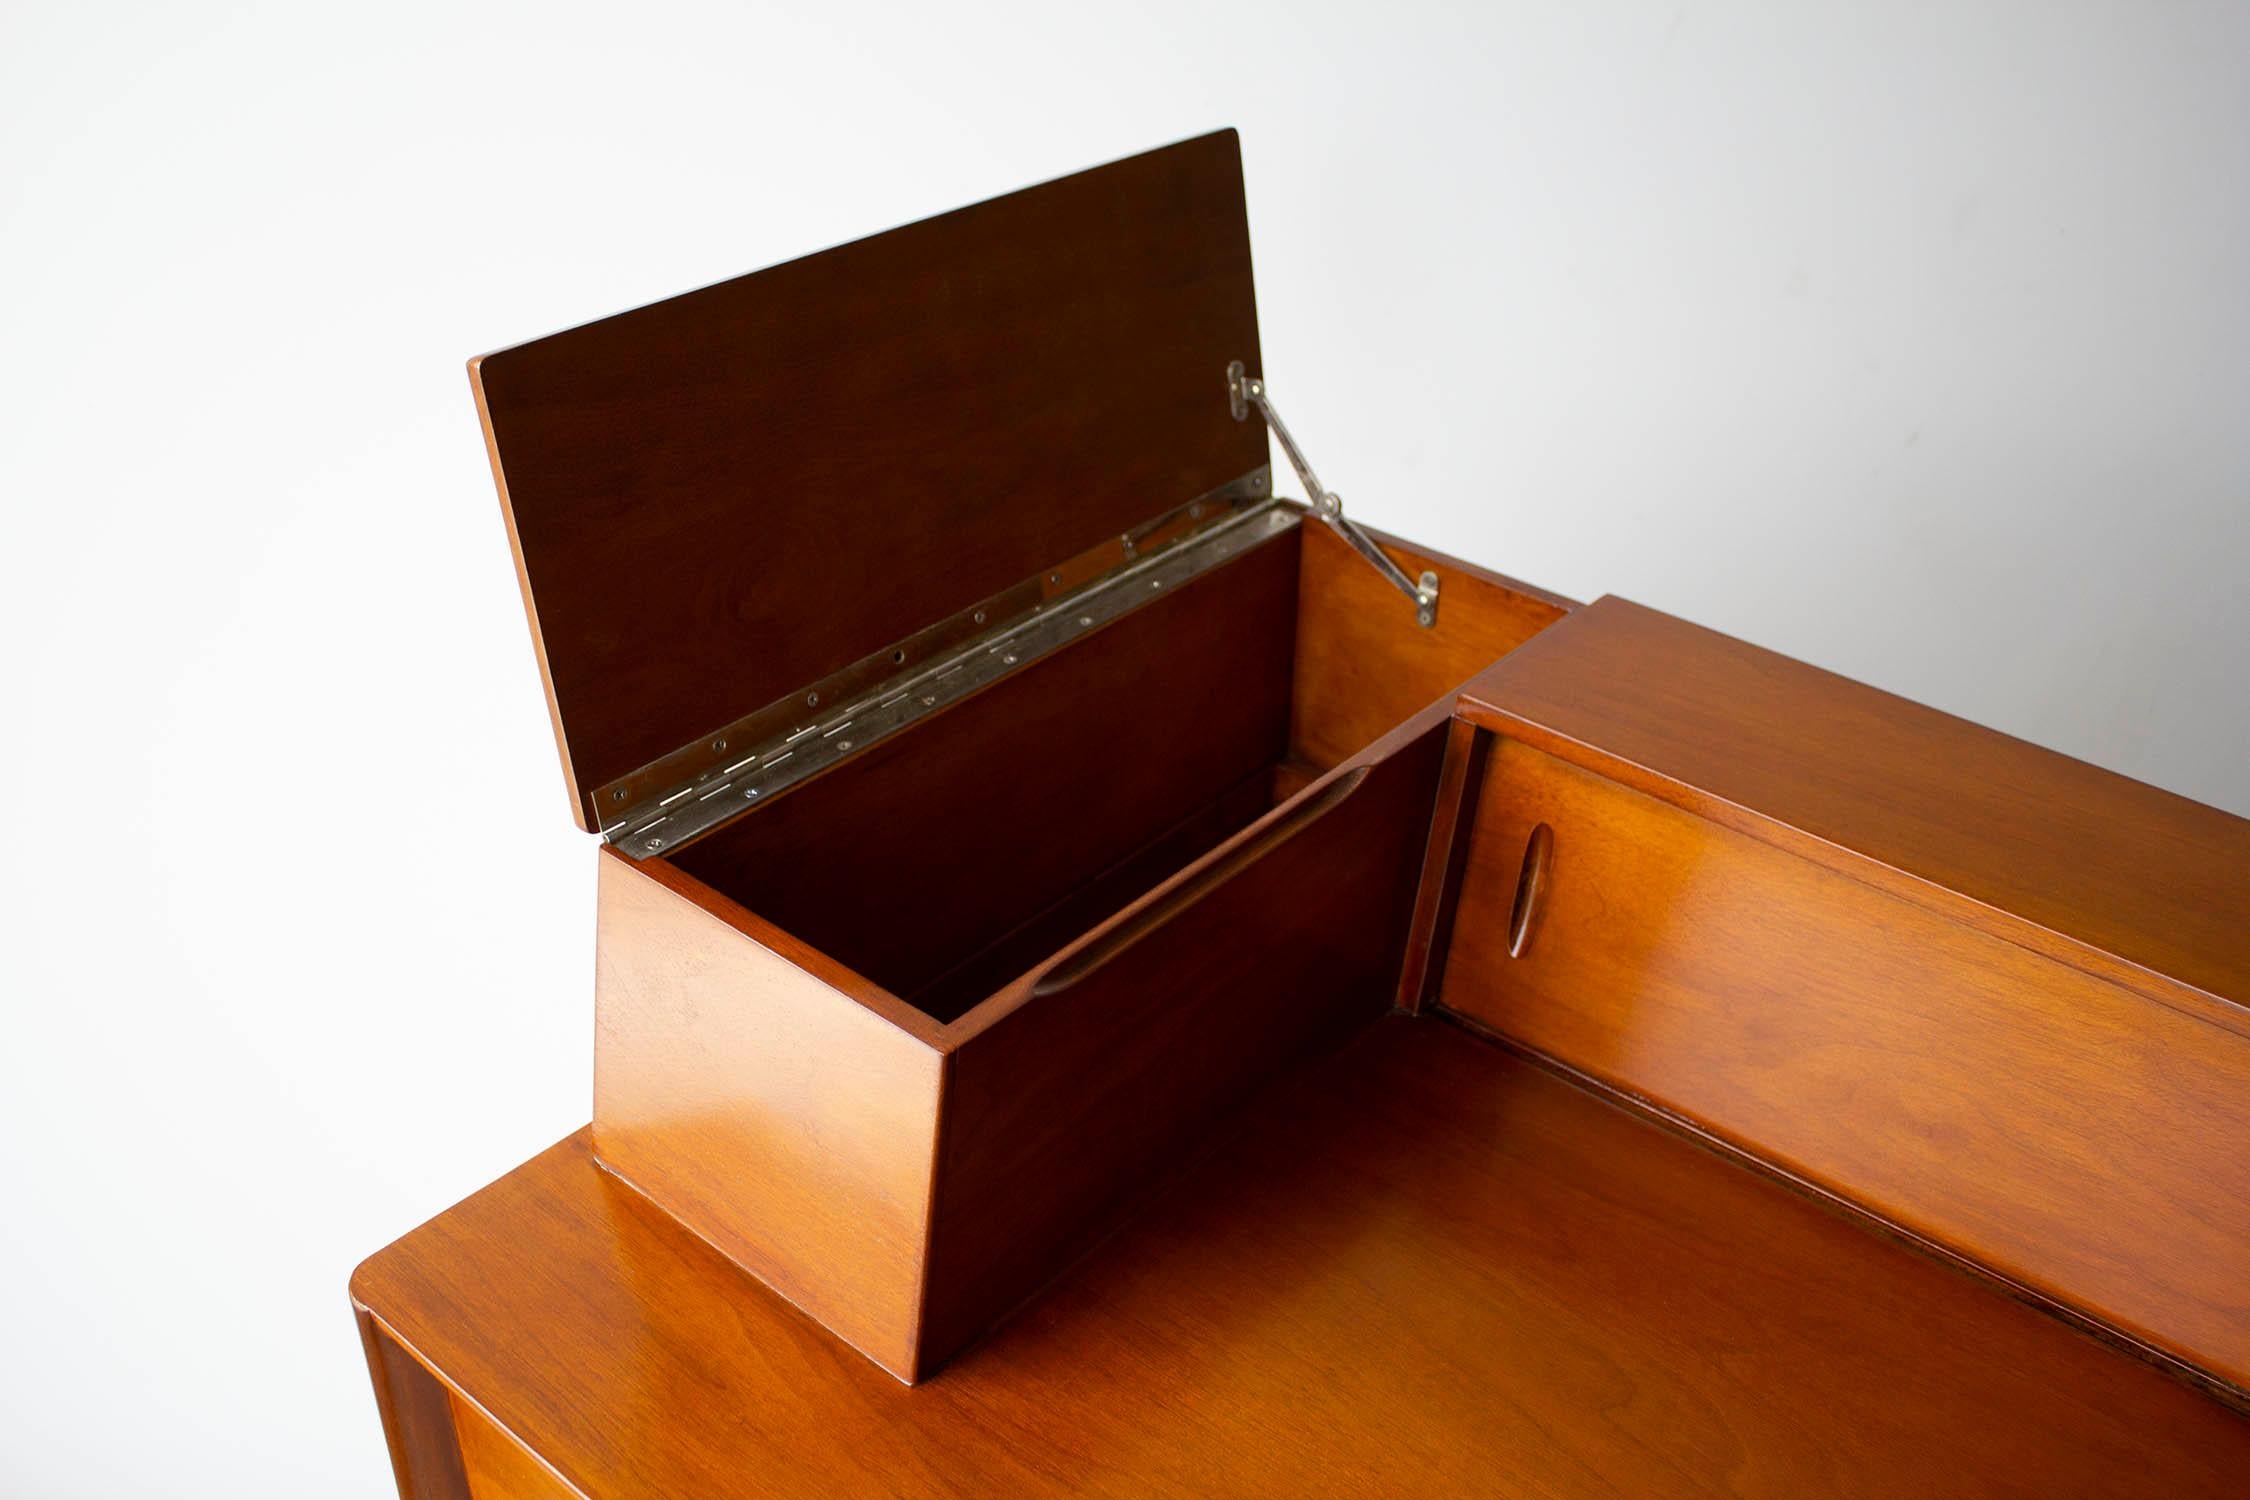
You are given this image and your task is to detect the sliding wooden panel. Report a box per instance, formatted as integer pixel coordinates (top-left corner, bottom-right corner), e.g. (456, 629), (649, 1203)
(1453, 594), (2250, 1023)
(1438, 597), (2250, 1399)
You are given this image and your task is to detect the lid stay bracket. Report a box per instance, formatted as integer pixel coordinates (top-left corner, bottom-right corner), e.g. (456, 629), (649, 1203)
(1227, 361), (1438, 627)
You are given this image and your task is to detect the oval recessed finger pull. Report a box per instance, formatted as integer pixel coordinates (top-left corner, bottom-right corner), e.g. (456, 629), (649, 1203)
(1508, 822), (1554, 959)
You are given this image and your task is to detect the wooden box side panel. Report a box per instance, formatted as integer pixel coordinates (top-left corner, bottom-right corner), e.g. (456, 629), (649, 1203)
(357, 1309), (474, 1500)
(592, 849), (944, 1381)
(1289, 521), (1571, 770)
(1439, 734), (2250, 1396)
(451, 1390), (580, 1500)
(920, 719), (1451, 1370)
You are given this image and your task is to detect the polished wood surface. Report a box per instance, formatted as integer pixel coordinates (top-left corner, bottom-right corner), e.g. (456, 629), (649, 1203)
(390, 121), (2250, 1500)
(1439, 600), (2250, 1399)
(1456, 596), (2250, 1019)
(1289, 519), (1570, 769)
(358, 1310), (471, 1500)
(453, 1389), (574, 1500)
(472, 131), (1267, 827)
(594, 849), (944, 1380)
(355, 1016), (2250, 1497)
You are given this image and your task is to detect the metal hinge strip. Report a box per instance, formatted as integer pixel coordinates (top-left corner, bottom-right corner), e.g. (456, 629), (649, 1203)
(602, 472), (1286, 855)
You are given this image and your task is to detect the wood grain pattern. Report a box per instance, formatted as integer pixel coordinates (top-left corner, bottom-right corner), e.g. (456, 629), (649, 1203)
(1439, 729), (2250, 1399)
(1454, 596), (2250, 1021)
(1395, 714), (1488, 1014)
(452, 1391), (574, 1500)
(670, 523), (1299, 1019)
(352, 1017), (2250, 1498)
(356, 1311), (471, 1500)
(1289, 518), (1571, 769)
(472, 131), (1266, 827)
(593, 848), (945, 1380)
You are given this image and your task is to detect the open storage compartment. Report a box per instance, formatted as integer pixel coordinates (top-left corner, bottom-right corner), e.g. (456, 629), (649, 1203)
(667, 516), (1560, 1025)
(590, 515), (1566, 1382)
(667, 514), (1305, 1024)
(470, 131), (1571, 1382)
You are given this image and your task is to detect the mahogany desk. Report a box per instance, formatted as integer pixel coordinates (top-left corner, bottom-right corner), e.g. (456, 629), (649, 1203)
(354, 594), (2250, 1496)
(358, 132), (2250, 1495)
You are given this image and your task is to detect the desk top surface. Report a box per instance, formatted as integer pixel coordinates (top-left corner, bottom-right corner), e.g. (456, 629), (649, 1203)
(354, 1016), (2250, 1497)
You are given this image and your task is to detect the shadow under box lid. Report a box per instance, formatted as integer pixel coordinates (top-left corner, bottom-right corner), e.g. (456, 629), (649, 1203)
(471, 130), (1272, 837)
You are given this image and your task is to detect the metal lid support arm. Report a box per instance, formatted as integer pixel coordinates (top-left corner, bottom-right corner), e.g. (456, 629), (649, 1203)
(1227, 361), (1439, 628)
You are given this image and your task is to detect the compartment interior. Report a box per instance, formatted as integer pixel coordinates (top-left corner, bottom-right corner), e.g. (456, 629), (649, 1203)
(669, 516), (1559, 1023)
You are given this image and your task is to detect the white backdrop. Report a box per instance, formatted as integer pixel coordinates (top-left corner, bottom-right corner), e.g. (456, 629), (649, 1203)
(3, 2), (2245, 1493)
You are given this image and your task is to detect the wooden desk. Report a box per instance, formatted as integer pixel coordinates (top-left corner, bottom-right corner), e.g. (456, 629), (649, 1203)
(353, 1015), (2250, 1497)
(385, 135), (2249, 1496)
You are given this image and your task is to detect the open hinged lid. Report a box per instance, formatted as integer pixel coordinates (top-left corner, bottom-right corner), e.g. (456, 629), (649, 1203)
(473, 130), (1274, 841)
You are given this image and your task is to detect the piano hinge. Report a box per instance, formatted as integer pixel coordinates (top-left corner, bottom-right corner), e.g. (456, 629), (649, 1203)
(596, 470), (1286, 856)
(1227, 360), (1438, 628)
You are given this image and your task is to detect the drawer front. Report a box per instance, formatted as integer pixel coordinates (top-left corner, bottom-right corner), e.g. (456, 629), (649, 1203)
(922, 719), (1450, 1366)
(1438, 733), (2250, 1396)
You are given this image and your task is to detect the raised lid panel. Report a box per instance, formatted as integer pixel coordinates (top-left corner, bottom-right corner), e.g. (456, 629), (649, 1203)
(473, 131), (1266, 828)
